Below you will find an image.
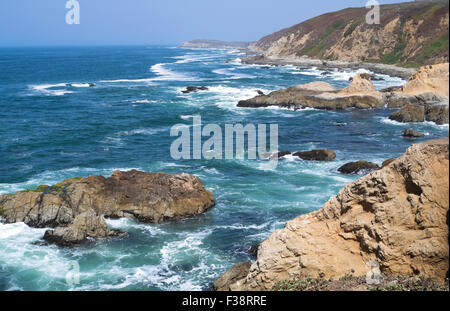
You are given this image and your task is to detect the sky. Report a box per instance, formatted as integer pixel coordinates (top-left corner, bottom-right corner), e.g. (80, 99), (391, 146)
(0, 0), (412, 46)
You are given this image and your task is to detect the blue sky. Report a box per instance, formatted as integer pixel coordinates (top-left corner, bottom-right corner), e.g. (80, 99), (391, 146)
(0, 0), (411, 46)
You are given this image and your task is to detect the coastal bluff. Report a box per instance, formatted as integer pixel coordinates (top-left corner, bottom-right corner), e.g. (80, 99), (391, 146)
(0, 170), (215, 246)
(214, 138), (449, 291)
(248, 1), (449, 67)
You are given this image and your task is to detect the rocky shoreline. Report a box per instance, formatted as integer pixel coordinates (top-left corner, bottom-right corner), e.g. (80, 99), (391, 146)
(213, 139), (449, 291)
(0, 170), (215, 246)
(238, 63), (449, 125)
(242, 55), (417, 79)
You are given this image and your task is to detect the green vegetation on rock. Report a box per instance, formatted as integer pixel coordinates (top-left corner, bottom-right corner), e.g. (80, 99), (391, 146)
(18, 177), (83, 195)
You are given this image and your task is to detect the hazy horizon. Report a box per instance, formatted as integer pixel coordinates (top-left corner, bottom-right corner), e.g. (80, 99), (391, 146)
(0, 0), (412, 47)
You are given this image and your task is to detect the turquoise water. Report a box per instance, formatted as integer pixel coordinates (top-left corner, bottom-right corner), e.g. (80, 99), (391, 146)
(0, 46), (448, 291)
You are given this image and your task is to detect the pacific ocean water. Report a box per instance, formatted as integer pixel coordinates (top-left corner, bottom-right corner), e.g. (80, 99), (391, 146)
(0, 46), (448, 290)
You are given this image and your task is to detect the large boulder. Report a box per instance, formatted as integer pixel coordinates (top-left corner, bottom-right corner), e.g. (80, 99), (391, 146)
(216, 139), (449, 290)
(403, 129), (425, 138)
(425, 104), (449, 125)
(338, 161), (379, 174)
(0, 170), (215, 245)
(389, 105), (425, 123)
(293, 149), (336, 161)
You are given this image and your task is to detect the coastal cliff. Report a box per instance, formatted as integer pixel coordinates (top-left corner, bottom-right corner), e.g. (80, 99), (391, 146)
(214, 139), (449, 290)
(249, 1), (449, 67)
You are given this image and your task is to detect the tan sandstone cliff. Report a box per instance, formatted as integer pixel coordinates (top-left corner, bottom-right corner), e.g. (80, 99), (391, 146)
(215, 139), (449, 290)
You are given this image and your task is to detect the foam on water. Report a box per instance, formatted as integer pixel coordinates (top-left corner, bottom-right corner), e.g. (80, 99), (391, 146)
(29, 83), (73, 96)
(2, 46), (448, 291)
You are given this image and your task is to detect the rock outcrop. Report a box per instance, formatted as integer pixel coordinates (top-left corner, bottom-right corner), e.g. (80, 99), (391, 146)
(215, 139), (449, 290)
(398, 63), (449, 98)
(238, 64), (449, 124)
(0, 170), (215, 246)
(43, 210), (126, 246)
(338, 161), (379, 174)
(389, 105), (426, 123)
(403, 129), (426, 138)
(293, 149), (336, 161)
(237, 75), (384, 110)
(386, 64), (449, 124)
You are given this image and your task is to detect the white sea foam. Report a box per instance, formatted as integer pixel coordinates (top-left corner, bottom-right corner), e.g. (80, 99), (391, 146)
(150, 63), (195, 81)
(70, 83), (91, 88)
(212, 68), (255, 79)
(173, 53), (215, 64)
(29, 83), (73, 96)
(132, 99), (156, 104)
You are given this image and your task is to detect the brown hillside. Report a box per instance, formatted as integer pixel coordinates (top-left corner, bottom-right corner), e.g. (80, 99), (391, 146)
(250, 1), (449, 67)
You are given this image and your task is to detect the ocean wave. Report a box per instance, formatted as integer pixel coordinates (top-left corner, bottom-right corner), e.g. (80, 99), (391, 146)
(150, 63), (195, 81)
(172, 53), (215, 64)
(28, 83), (73, 96)
(69, 83), (91, 88)
(212, 68), (256, 79)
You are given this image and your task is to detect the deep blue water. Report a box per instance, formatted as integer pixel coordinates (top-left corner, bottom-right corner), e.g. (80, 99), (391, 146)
(0, 46), (448, 291)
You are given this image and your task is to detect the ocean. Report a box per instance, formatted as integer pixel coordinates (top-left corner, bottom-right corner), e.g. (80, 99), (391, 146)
(0, 46), (448, 291)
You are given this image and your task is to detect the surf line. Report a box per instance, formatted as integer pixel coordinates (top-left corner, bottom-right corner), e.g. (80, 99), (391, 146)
(182, 295), (216, 309)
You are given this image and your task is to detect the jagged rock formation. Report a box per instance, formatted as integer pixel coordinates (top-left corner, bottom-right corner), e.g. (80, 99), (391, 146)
(387, 63), (449, 124)
(215, 139), (449, 291)
(0, 170), (215, 246)
(249, 1), (449, 67)
(237, 74), (384, 110)
(238, 64), (449, 124)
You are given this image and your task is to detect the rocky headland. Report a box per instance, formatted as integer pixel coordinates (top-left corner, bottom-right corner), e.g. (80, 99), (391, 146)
(0, 170), (215, 246)
(214, 138), (449, 291)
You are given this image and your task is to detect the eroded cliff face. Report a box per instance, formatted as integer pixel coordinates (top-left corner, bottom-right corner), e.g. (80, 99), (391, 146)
(250, 1), (449, 67)
(216, 139), (449, 291)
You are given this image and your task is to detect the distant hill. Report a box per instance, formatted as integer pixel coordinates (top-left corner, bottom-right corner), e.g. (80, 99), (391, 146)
(249, 0), (449, 67)
(180, 40), (252, 49)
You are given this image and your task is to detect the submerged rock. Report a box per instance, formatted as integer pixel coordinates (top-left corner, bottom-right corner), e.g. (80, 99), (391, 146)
(216, 139), (449, 290)
(338, 161), (379, 174)
(0, 170), (215, 246)
(293, 149), (336, 161)
(403, 128), (425, 138)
